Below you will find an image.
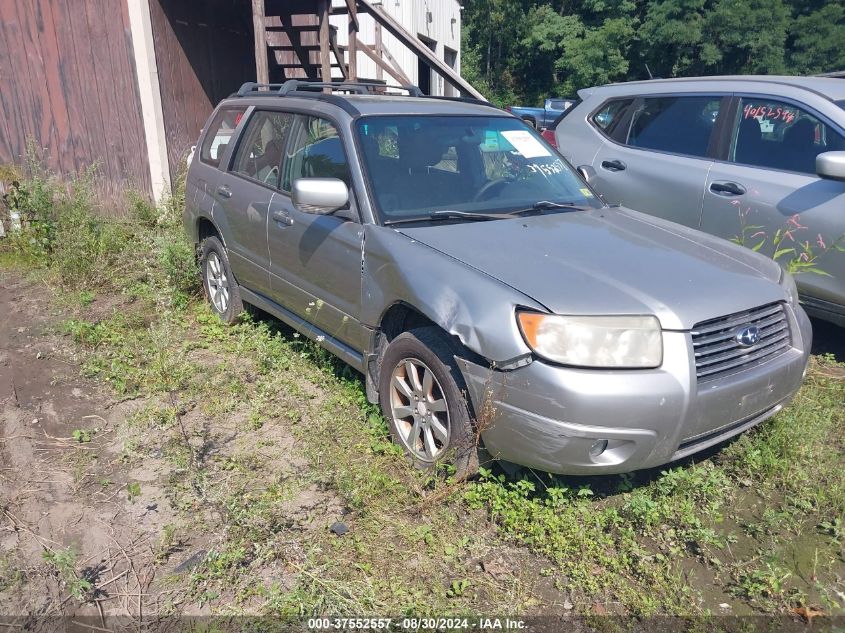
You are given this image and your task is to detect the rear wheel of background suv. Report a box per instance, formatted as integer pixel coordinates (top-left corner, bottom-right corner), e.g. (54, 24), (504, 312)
(200, 236), (243, 324)
(378, 327), (479, 480)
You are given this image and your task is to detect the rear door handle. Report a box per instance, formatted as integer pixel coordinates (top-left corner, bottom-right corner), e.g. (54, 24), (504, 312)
(216, 184), (232, 199)
(600, 159), (626, 172)
(710, 181), (746, 196)
(272, 210), (294, 226)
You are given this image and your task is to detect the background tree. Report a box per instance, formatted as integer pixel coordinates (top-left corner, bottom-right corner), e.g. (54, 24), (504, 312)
(460, 0), (845, 105)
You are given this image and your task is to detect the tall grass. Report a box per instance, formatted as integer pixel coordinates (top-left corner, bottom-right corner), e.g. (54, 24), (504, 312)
(0, 151), (198, 301)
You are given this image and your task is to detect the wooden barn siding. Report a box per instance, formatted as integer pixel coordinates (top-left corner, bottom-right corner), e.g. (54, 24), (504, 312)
(0, 0), (151, 198)
(149, 0), (255, 181)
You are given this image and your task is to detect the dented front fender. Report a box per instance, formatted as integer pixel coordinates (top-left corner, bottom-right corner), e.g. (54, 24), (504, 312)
(362, 225), (543, 364)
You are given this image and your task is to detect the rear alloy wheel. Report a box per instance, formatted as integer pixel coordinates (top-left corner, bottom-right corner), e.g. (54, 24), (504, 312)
(206, 252), (229, 313)
(200, 236), (243, 324)
(379, 327), (478, 478)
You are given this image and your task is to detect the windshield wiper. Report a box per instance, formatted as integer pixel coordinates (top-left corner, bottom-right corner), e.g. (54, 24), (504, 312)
(508, 200), (595, 216)
(382, 202), (594, 226)
(383, 210), (512, 226)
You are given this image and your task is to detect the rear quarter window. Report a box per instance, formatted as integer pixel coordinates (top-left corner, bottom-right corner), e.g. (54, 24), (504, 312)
(200, 107), (247, 169)
(590, 98), (634, 139)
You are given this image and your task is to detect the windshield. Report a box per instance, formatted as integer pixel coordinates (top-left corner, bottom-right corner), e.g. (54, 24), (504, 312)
(356, 115), (602, 222)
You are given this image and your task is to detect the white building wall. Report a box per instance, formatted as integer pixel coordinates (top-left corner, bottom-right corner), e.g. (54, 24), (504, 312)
(330, 0), (461, 96)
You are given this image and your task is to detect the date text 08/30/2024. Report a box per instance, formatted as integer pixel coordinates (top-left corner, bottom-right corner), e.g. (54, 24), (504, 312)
(307, 617), (528, 630)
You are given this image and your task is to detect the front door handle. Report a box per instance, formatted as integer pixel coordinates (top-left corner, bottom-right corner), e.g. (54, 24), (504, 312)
(216, 184), (232, 199)
(600, 159), (626, 172)
(710, 181), (746, 196)
(272, 210), (294, 226)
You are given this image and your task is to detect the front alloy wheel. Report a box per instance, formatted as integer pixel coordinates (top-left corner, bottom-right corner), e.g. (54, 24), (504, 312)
(378, 327), (479, 478)
(389, 358), (450, 461)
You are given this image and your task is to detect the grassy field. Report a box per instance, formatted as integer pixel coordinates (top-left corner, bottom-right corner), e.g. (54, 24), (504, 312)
(0, 166), (843, 627)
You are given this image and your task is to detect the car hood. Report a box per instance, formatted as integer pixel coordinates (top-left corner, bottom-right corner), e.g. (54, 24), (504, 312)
(397, 207), (785, 331)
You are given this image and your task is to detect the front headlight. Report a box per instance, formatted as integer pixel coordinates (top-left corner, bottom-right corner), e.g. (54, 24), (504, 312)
(780, 269), (799, 306)
(517, 312), (663, 368)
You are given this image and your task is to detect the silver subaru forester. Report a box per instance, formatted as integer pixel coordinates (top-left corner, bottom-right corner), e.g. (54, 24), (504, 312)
(184, 80), (811, 477)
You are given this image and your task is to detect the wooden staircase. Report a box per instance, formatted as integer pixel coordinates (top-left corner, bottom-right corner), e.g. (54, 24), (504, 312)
(251, 0), (485, 99)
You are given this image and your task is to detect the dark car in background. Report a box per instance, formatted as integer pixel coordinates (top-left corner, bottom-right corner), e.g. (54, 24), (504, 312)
(507, 97), (577, 130)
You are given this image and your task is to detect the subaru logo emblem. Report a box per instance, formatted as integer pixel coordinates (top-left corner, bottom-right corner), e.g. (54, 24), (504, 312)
(735, 325), (760, 348)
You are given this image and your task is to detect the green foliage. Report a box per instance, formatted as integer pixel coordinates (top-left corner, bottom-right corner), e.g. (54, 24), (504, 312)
(732, 210), (845, 277)
(1, 146), (200, 309)
(71, 429), (92, 443)
(461, 0), (845, 103)
(42, 547), (92, 601)
(127, 481), (142, 502)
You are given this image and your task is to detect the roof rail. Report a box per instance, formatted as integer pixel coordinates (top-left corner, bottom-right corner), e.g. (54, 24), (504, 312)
(236, 82), (286, 96)
(277, 79), (423, 97)
(231, 80), (498, 114)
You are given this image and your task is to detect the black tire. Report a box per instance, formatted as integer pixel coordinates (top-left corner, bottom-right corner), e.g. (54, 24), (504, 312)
(522, 117), (537, 129)
(200, 236), (244, 324)
(378, 327), (479, 480)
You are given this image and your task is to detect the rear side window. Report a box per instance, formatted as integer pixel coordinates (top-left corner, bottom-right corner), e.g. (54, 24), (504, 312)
(200, 107), (246, 168)
(230, 111), (294, 188)
(627, 96), (721, 157)
(591, 99), (634, 138)
(282, 116), (350, 191)
(730, 97), (845, 174)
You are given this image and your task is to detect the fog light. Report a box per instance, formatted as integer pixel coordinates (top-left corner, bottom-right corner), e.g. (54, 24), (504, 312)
(589, 439), (609, 457)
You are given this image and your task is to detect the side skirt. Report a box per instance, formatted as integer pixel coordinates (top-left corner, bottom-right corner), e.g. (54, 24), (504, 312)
(239, 287), (368, 374)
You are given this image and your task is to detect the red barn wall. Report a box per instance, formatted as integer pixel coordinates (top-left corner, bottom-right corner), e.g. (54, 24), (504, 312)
(148, 0), (255, 181)
(0, 0), (152, 198)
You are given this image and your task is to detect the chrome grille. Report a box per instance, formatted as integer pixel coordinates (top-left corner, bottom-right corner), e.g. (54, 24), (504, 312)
(692, 303), (791, 381)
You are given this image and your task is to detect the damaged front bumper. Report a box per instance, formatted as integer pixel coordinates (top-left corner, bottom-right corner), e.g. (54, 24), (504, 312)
(458, 304), (812, 475)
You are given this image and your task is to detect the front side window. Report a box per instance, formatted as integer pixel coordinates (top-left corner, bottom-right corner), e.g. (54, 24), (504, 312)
(731, 97), (845, 174)
(200, 107), (246, 168)
(231, 111), (293, 188)
(627, 96), (721, 157)
(356, 115), (602, 221)
(282, 116), (350, 191)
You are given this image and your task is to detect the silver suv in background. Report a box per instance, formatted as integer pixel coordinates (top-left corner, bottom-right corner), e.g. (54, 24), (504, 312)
(555, 76), (845, 327)
(184, 80), (811, 478)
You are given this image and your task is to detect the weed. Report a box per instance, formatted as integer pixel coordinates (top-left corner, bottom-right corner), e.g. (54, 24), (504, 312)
(819, 518), (843, 541)
(0, 555), (25, 592)
(127, 481), (142, 503)
(127, 190), (160, 228)
(42, 547), (92, 601)
(733, 560), (792, 600)
(447, 578), (470, 597)
(155, 524), (179, 565)
(76, 290), (96, 307)
(71, 429), (92, 443)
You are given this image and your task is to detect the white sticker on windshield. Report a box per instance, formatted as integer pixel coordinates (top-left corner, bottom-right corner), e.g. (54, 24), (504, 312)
(500, 130), (552, 159)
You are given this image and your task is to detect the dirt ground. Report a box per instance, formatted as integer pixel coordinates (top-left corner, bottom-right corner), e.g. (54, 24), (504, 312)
(0, 271), (341, 627)
(0, 271), (174, 623)
(2, 266), (843, 630)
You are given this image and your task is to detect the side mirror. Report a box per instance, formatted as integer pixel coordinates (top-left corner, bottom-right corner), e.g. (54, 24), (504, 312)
(577, 164), (597, 184)
(816, 151), (845, 182)
(292, 178), (349, 215)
